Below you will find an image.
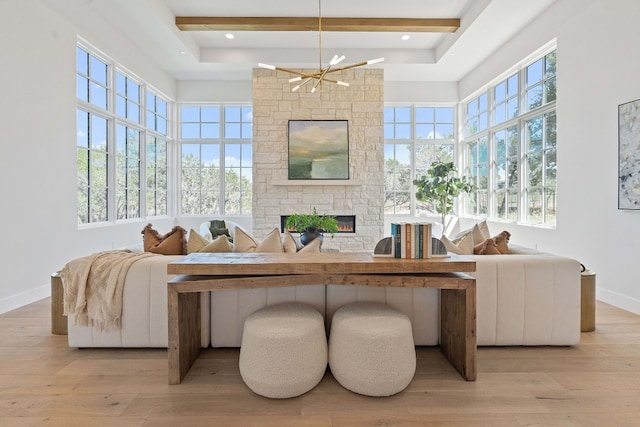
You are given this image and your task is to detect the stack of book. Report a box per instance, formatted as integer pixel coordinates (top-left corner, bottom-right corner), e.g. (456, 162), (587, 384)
(391, 223), (433, 259)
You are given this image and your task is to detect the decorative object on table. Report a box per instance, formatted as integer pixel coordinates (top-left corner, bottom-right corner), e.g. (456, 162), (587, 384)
(285, 207), (339, 245)
(257, 0), (384, 93)
(390, 222), (433, 259)
(431, 238), (449, 257)
(373, 236), (394, 257)
(413, 160), (476, 230)
(618, 98), (640, 210)
(288, 120), (349, 180)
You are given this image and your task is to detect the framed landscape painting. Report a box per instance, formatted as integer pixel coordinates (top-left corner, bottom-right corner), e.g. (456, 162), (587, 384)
(618, 98), (640, 210)
(288, 120), (349, 180)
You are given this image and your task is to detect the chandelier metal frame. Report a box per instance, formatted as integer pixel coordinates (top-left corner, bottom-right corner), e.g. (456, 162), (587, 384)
(258, 0), (384, 92)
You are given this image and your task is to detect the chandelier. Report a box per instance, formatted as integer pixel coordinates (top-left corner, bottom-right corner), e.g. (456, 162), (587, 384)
(258, 0), (384, 93)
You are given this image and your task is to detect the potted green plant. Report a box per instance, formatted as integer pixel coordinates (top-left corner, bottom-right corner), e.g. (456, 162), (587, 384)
(413, 160), (476, 230)
(285, 207), (339, 245)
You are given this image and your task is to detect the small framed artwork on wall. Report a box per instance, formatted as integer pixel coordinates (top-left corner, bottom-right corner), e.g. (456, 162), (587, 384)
(288, 120), (349, 180)
(618, 98), (640, 210)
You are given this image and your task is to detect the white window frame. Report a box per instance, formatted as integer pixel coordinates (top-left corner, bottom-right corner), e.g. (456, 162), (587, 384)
(76, 39), (173, 226)
(461, 43), (557, 227)
(178, 103), (253, 216)
(384, 104), (457, 216)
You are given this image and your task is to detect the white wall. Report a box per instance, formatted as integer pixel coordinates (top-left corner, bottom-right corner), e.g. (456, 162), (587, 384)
(0, 0), (177, 313)
(458, 0), (640, 314)
(176, 81), (252, 103)
(385, 81), (458, 104)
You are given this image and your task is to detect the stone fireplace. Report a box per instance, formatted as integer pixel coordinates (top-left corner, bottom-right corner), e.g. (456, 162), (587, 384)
(252, 67), (384, 252)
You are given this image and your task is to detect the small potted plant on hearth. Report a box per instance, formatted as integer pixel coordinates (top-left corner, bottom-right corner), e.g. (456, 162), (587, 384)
(285, 207), (339, 245)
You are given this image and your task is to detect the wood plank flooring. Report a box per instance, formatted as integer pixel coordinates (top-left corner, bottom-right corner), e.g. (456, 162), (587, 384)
(1, 299), (640, 426)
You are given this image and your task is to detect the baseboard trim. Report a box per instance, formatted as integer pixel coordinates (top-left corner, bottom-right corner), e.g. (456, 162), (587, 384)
(0, 283), (50, 315)
(597, 287), (640, 316)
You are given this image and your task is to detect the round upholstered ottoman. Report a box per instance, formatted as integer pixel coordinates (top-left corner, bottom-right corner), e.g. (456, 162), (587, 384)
(329, 301), (416, 396)
(239, 302), (327, 399)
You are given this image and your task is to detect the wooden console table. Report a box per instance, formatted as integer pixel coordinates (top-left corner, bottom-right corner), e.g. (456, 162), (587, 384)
(167, 252), (477, 384)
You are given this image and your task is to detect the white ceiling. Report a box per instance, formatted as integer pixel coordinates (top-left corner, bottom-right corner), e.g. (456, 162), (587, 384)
(48, 0), (557, 82)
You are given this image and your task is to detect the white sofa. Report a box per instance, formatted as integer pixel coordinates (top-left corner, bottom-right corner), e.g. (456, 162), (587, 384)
(65, 245), (581, 348)
(208, 245), (581, 347)
(66, 255), (211, 348)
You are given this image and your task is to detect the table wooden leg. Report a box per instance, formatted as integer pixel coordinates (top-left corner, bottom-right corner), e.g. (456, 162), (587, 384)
(440, 281), (477, 381)
(168, 286), (201, 384)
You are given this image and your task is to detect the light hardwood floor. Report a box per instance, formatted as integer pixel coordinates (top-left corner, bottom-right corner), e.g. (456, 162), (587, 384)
(1, 299), (640, 426)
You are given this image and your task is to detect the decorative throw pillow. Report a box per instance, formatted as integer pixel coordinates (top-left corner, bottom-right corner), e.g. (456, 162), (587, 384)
(141, 224), (187, 255)
(200, 235), (233, 253)
(441, 233), (474, 255)
(473, 238), (501, 255)
(233, 227), (258, 252)
(233, 227), (284, 253)
(476, 220), (491, 241)
(298, 237), (322, 253)
(257, 228), (284, 252)
(282, 230), (299, 253)
(492, 230), (511, 254)
(451, 227), (473, 244)
(187, 229), (210, 254)
(188, 229), (232, 254)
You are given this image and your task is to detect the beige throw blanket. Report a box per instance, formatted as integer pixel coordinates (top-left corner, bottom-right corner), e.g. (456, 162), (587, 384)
(60, 250), (158, 331)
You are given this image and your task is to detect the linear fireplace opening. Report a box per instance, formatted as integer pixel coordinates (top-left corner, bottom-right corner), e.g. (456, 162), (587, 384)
(280, 215), (356, 234)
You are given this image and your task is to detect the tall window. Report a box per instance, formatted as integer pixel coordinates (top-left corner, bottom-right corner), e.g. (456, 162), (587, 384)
(115, 125), (141, 220)
(115, 72), (141, 123)
(76, 43), (171, 225)
(145, 91), (169, 216)
(146, 135), (167, 217)
(384, 105), (455, 215)
(466, 136), (488, 217)
(462, 47), (557, 226)
(76, 109), (108, 224)
(179, 105), (253, 215)
(77, 47), (109, 224)
(493, 126), (519, 221)
(524, 111), (556, 224)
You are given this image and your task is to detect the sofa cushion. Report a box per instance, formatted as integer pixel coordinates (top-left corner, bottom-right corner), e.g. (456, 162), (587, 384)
(141, 224), (187, 255)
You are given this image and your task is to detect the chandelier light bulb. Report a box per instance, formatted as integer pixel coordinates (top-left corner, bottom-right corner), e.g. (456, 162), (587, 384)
(366, 57), (385, 65)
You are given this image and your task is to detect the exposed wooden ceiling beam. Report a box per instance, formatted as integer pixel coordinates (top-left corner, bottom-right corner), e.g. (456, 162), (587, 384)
(175, 17), (460, 33)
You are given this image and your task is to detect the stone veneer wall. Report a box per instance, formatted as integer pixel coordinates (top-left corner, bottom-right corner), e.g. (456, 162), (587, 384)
(252, 67), (384, 252)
